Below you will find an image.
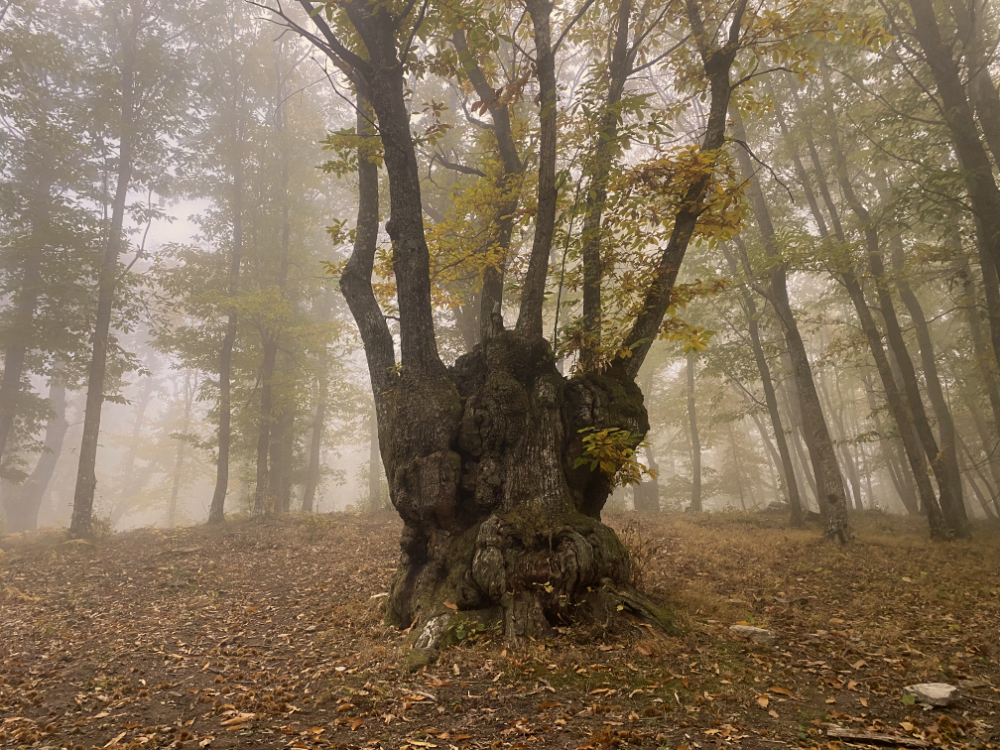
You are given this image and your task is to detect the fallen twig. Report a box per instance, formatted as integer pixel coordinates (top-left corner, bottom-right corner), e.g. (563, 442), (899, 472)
(826, 728), (930, 748)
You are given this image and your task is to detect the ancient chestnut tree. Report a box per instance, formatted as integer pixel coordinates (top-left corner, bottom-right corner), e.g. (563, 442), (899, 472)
(265, 0), (844, 650)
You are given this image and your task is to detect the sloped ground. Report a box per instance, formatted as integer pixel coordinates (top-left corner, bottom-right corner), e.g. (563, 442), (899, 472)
(1, 510), (998, 750)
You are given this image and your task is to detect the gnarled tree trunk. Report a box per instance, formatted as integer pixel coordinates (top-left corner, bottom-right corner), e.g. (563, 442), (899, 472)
(383, 331), (666, 648)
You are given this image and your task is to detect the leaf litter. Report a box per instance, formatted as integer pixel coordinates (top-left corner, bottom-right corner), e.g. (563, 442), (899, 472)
(0, 511), (998, 750)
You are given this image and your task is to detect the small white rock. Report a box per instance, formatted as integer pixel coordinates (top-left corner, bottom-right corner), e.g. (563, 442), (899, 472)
(903, 683), (960, 707)
(729, 624), (775, 645)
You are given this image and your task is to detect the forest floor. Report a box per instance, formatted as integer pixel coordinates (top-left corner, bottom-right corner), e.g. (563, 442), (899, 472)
(2, 510), (999, 750)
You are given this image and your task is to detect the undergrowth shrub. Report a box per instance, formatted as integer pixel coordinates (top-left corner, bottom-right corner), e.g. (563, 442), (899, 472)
(616, 520), (660, 592)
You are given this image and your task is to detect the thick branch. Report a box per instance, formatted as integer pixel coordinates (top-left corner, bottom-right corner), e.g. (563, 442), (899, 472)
(339, 96), (396, 398)
(616, 0), (739, 380)
(516, 0), (559, 338)
(580, 0), (634, 369)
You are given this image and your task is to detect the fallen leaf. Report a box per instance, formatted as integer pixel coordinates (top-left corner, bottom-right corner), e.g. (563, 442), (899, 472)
(769, 686), (793, 697)
(636, 644), (653, 656)
(443, 600), (458, 611)
(757, 695), (770, 709)
(220, 712), (255, 727)
(104, 732), (127, 748)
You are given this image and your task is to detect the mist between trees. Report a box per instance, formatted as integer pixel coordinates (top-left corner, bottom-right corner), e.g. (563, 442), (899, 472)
(1, 0), (999, 635)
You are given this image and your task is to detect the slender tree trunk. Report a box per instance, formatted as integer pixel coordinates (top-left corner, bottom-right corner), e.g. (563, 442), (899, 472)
(631, 440), (660, 513)
(958, 434), (999, 518)
(890, 239), (964, 514)
(208, 16), (247, 524)
(515, 0), (558, 338)
(838, 269), (948, 536)
(730, 113), (850, 541)
(966, 392), (1000, 496)
(804, 100), (960, 536)
(818, 370), (862, 511)
(958, 254), (1000, 485)
(778, 370), (820, 507)
(906, 0), (1000, 373)
(301, 379), (326, 513)
(253, 45), (295, 516)
(722, 243), (804, 524)
(947, 0), (1000, 165)
(253, 339), (278, 515)
(728, 421), (747, 510)
(167, 372), (195, 528)
(70, 22), (137, 538)
(1, 377), (68, 532)
(836, 370), (867, 509)
(687, 352), (702, 512)
(861, 373), (918, 513)
(268, 407), (293, 513)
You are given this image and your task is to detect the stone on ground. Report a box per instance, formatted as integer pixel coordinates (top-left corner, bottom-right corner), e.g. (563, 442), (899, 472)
(903, 683), (960, 707)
